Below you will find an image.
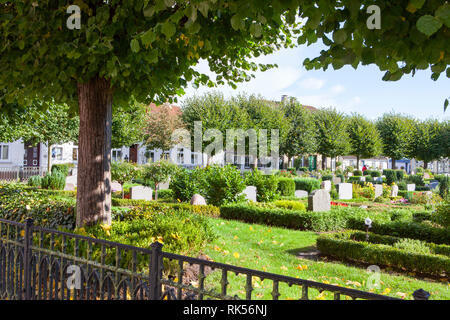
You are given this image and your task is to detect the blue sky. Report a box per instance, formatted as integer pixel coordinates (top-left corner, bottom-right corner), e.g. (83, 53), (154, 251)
(182, 43), (450, 121)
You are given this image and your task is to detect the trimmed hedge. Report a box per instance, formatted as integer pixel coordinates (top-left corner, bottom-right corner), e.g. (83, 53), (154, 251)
(277, 177), (295, 197)
(111, 198), (220, 217)
(219, 204), (390, 232)
(347, 217), (450, 245)
(317, 231), (450, 276)
(292, 177), (321, 193)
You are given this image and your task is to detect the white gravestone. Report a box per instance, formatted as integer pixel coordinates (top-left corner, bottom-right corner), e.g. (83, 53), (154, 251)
(308, 189), (331, 212)
(242, 186), (257, 202)
(130, 186), (152, 201)
(391, 185), (398, 197)
(337, 183), (352, 200)
(374, 184), (383, 198)
(407, 184), (416, 192)
(190, 194), (207, 205)
(295, 190), (308, 198)
(321, 180), (331, 191)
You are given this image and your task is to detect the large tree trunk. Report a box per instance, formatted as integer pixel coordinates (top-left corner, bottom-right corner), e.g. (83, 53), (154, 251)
(356, 155), (360, 171)
(423, 161), (428, 170)
(322, 156), (326, 170)
(76, 77), (113, 227)
(392, 158), (396, 170)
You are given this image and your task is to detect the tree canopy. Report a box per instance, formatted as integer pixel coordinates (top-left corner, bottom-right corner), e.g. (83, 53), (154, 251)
(347, 113), (382, 168)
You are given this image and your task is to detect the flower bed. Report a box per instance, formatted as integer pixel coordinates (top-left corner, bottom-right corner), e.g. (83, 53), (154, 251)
(317, 231), (450, 276)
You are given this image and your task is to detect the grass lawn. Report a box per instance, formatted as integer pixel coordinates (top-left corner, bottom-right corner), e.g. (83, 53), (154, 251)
(201, 218), (450, 300)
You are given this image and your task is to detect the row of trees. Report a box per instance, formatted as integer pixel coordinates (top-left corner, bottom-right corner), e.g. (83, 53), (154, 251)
(179, 92), (450, 171)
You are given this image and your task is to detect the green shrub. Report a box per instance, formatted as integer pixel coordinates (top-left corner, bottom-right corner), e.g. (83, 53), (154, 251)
(397, 181), (407, 191)
(204, 165), (245, 206)
(436, 175), (449, 199)
(219, 205), (390, 232)
(277, 177), (295, 197)
(353, 170), (362, 176)
(27, 175), (42, 188)
(433, 202), (450, 228)
(170, 167), (207, 202)
(273, 200), (306, 211)
(293, 177), (321, 193)
(346, 218), (450, 245)
(0, 183), (75, 229)
(383, 169), (397, 185)
(395, 170), (405, 181)
(245, 169), (279, 202)
(390, 209), (413, 222)
(321, 174), (333, 181)
(157, 189), (174, 200)
(407, 175), (424, 186)
(111, 198), (221, 217)
(393, 238), (431, 255)
(51, 163), (74, 176)
(363, 170), (381, 177)
(41, 172), (66, 190)
(317, 231), (450, 276)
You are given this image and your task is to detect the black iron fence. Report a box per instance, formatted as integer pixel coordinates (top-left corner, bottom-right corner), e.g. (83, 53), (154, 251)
(0, 218), (428, 300)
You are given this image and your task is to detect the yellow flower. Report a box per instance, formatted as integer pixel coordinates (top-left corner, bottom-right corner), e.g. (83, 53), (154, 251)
(280, 266), (288, 271)
(382, 288), (391, 295)
(233, 252), (240, 259)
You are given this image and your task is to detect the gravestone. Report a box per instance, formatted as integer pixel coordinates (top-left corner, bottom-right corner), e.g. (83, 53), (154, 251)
(242, 186), (257, 202)
(64, 183), (75, 191)
(360, 176), (366, 182)
(332, 177), (342, 185)
(374, 184), (383, 198)
(130, 186), (152, 201)
(407, 184), (416, 192)
(190, 194), (207, 205)
(429, 181), (439, 190)
(111, 182), (122, 193)
(321, 180), (331, 191)
(347, 172), (353, 177)
(158, 182), (170, 190)
(295, 190), (308, 198)
(66, 175), (77, 187)
(375, 177), (383, 183)
(337, 183), (352, 200)
(307, 189), (331, 212)
(391, 185), (398, 197)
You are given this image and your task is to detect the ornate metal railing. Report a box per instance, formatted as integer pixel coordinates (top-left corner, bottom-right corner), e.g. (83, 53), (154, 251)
(0, 218), (429, 300)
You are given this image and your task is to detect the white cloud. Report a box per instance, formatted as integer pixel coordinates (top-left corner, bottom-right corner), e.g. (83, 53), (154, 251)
(331, 84), (345, 95)
(299, 77), (325, 90)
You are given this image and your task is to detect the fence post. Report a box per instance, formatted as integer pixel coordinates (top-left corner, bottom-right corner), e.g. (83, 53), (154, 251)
(23, 218), (34, 300)
(412, 289), (430, 300)
(149, 242), (163, 300)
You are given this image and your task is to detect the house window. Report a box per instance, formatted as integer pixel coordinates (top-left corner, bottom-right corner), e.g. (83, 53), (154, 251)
(112, 150), (122, 162)
(162, 152), (170, 161)
(177, 148), (184, 164)
(52, 147), (63, 160)
(0, 145), (9, 161)
(72, 148), (78, 161)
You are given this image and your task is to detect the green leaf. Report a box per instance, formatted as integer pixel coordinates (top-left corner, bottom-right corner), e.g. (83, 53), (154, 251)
(249, 23), (262, 38)
(435, 4), (450, 28)
(198, 2), (209, 17)
(231, 14), (243, 31)
(18, 40), (25, 50)
(416, 15), (443, 36)
(333, 29), (347, 44)
(409, 0), (426, 10)
(143, 5), (155, 17)
(141, 29), (156, 46)
(162, 21), (176, 38)
(130, 39), (140, 53)
(445, 99), (449, 112)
